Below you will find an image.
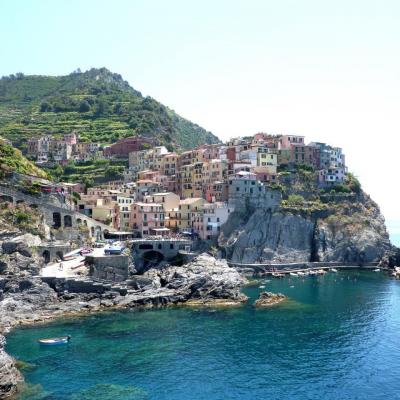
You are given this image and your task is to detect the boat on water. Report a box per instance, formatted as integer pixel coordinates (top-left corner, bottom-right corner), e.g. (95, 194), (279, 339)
(308, 270), (317, 275)
(331, 268), (338, 273)
(373, 268), (380, 272)
(289, 272), (298, 277)
(272, 272), (284, 278)
(38, 336), (71, 346)
(297, 271), (304, 276)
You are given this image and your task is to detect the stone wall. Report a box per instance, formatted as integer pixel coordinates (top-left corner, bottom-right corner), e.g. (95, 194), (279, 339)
(86, 255), (130, 282)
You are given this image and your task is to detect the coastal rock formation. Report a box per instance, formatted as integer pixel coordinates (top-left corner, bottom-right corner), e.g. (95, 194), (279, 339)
(220, 192), (392, 265)
(254, 291), (287, 307)
(0, 250), (247, 396)
(0, 335), (22, 399)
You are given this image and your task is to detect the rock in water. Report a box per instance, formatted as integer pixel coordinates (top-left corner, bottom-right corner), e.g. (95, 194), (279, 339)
(254, 291), (287, 307)
(0, 335), (23, 399)
(160, 253), (248, 306)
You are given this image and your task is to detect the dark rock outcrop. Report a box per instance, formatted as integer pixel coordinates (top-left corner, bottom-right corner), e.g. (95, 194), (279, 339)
(220, 192), (391, 265)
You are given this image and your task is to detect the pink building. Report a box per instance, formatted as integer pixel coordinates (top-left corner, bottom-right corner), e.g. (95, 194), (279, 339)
(279, 135), (305, 149)
(130, 202), (167, 237)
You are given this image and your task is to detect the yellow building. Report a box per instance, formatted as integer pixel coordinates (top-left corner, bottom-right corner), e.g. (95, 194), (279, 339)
(177, 198), (206, 230)
(257, 151), (278, 174)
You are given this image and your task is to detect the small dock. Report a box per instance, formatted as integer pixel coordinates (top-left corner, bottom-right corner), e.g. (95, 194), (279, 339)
(227, 261), (381, 275)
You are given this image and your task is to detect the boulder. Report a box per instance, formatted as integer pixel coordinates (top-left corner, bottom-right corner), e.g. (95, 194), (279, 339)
(254, 291), (287, 307)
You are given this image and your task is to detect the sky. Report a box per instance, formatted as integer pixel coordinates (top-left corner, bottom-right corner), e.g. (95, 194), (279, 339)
(1, 0), (399, 244)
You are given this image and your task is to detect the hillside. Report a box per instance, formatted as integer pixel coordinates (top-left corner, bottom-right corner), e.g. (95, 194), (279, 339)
(0, 68), (219, 152)
(0, 137), (49, 179)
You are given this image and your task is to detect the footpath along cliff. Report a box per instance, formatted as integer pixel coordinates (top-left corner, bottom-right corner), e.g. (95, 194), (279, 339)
(219, 168), (393, 265)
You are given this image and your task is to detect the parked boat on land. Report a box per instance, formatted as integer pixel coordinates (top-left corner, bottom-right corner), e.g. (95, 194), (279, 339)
(38, 336), (71, 346)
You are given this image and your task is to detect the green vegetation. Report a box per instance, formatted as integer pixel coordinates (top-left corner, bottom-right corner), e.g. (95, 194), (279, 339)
(0, 68), (219, 152)
(0, 138), (49, 179)
(322, 172), (361, 195)
(44, 158), (128, 186)
(286, 194), (305, 206)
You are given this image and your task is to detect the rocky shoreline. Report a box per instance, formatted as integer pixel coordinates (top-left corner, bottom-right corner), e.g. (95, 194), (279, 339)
(0, 243), (247, 399)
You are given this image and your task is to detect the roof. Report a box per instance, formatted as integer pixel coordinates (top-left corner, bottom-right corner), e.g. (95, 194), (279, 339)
(180, 197), (204, 205)
(152, 192), (177, 196)
(134, 202), (163, 207)
(136, 179), (156, 184)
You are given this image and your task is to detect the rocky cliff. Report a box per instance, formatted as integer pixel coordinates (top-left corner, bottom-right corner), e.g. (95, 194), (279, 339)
(219, 189), (392, 265)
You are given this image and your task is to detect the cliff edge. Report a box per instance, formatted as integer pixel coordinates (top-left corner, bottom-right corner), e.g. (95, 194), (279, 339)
(219, 170), (392, 265)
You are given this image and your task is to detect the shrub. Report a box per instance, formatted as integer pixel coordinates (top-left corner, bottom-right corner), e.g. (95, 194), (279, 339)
(15, 211), (30, 223)
(287, 194), (305, 206)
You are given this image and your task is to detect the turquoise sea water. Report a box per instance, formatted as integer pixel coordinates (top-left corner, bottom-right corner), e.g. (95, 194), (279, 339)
(6, 271), (400, 400)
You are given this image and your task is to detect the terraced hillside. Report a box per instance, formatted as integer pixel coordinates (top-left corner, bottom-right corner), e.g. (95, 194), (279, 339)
(0, 137), (49, 179)
(0, 68), (219, 152)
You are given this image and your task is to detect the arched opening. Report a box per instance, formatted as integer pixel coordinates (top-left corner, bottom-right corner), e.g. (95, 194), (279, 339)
(42, 250), (50, 264)
(64, 215), (72, 227)
(83, 220), (88, 226)
(76, 218), (82, 225)
(142, 250), (164, 269)
(56, 251), (64, 260)
(53, 212), (61, 228)
(90, 226), (95, 237)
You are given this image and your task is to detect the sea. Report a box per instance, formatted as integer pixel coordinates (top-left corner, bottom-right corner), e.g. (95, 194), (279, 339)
(6, 270), (400, 400)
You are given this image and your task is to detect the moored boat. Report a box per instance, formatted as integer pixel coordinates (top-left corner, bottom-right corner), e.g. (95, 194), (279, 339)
(331, 268), (338, 273)
(289, 272), (298, 277)
(373, 268), (380, 272)
(38, 336), (71, 346)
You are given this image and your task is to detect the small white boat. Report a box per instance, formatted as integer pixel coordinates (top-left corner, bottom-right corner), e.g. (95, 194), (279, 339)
(373, 268), (380, 272)
(259, 285), (266, 289)
(331, 268), (338, 273)
(38, 336), (71, 346)
(308, 270), (317, 275)
(297, 271), (304, 276)
(289, 272), (298, 277)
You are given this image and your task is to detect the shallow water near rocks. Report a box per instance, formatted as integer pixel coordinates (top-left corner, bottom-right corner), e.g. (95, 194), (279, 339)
(6, 270), (400, 400)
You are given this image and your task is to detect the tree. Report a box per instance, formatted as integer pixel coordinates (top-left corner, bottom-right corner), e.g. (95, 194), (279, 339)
(40, 101), (52, 112)
(79, 100), (91, 113)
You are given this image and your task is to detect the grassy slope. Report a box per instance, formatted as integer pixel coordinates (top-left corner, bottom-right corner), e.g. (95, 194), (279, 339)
(0, 68), (219, 152)
(0, 137), (49, 179)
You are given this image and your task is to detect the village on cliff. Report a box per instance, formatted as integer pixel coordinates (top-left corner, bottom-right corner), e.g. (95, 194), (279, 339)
(23, 132), (346, 240)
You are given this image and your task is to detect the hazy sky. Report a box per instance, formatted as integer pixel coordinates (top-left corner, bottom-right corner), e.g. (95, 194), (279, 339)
(1, 0), (399, 244)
